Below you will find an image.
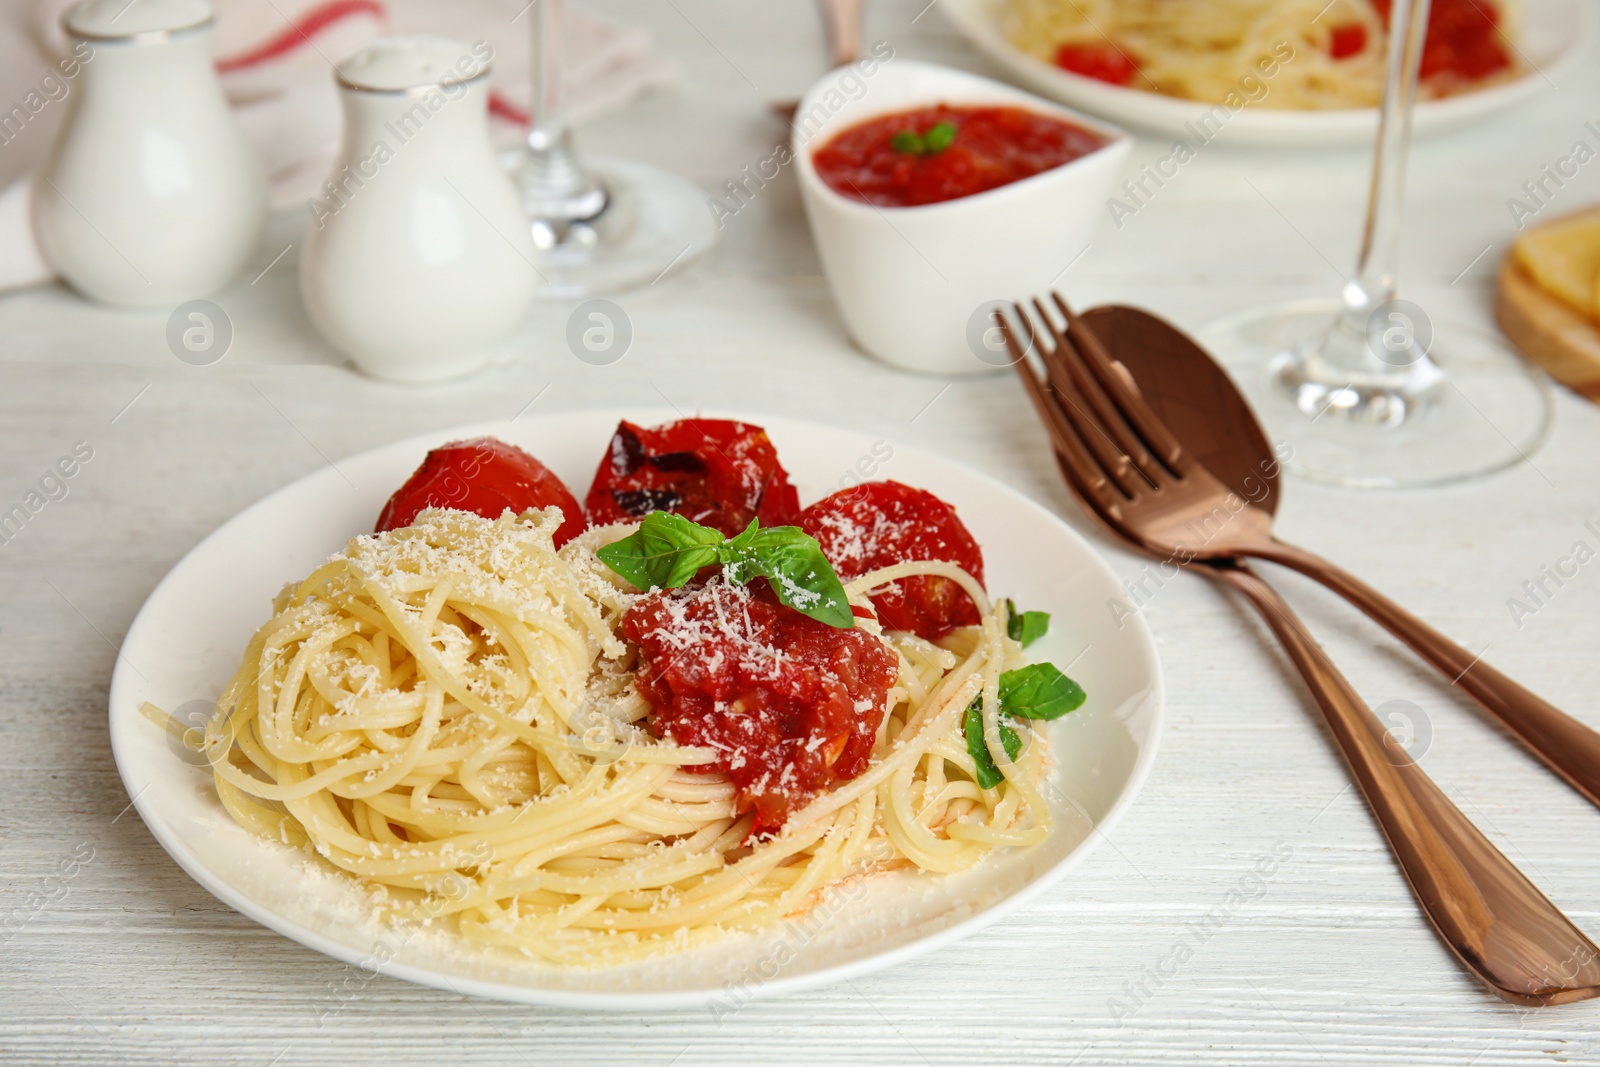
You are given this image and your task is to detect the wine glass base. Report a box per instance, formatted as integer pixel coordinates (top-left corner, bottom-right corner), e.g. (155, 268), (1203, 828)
(1201, 299), (1555, 489)
(502, 153), (720, 300)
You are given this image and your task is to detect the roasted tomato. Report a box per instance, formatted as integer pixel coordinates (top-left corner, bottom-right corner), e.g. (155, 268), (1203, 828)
(584, 419), (801, 537)
(375, 437), (585, 545)
(620, 579), (898, 834)
(799, 481), (985, 641)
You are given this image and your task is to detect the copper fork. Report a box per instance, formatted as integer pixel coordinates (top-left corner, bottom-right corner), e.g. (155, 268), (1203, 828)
(1002, 293), (1600, 1006)
(771, 0), (866, 121)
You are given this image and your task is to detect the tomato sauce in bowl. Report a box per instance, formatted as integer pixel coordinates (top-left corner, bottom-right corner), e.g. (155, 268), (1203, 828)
(811, 104), (1109, 208)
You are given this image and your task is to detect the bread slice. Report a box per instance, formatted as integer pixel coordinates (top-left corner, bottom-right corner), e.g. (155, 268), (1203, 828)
(1496, 252), (1600, 402)
(1510, 207), (1600, 317)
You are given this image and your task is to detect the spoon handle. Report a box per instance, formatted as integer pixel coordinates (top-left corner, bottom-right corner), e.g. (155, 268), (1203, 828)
(1208, 561), (1600, 1005)
(1257, 539), (1600, 812)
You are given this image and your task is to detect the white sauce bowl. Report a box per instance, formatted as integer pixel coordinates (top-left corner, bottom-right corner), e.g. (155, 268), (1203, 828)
(794, 59), (1131, 376)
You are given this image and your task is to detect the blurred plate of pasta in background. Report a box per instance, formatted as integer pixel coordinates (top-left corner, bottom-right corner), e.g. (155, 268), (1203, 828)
(942, 0), (1590, 146)
(107, 410), (1163, 1009)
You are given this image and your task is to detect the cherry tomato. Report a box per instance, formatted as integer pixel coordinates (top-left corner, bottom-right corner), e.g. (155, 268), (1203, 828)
(620, 580), (898, 835)
(584, 419), (801, 537)
(799, 481), (985, 641)
(1053, 41), (1141, 85)
(374, 437), (585, 545)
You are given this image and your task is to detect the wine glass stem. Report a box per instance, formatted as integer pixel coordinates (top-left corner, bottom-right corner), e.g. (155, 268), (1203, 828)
(527, 0), (568, 154)
(520, 0), (606, 222)
(1340, 0), (1430, 337)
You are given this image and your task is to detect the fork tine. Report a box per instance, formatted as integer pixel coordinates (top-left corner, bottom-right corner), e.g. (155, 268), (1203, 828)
(1054, 292), (1187, 470)
(1025, 299), (1150, 499)
(1000, 305), (1125, 523)
(1032, 298), (1168, 487)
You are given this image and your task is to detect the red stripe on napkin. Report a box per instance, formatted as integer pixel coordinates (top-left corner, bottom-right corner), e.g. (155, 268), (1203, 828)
(215, 0), (387, 73)
(489, 91), (529, 125)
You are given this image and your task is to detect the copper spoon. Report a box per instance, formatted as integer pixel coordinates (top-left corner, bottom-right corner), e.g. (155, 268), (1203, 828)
(771, 0), (865, 121)
(1065, 303), (1600, 812)
(1003, 295), (1600, 1005)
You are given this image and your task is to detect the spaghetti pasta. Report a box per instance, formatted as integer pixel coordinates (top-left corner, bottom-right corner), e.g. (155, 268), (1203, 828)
(998, 0), (1518, 109)
(158, 507), (1053, 965)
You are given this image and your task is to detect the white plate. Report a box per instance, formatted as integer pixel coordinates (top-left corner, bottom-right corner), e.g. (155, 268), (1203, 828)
(942, 0), (1591, 147)
(108, 410), (1163, 1010)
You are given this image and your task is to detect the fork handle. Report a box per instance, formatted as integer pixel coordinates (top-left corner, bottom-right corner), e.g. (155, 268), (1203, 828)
(817, 0), (864, 67)
(1208, 561), (1600, 1005)
(1254, 540), (1600, 812)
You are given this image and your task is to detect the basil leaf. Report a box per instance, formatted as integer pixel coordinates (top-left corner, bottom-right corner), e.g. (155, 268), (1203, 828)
(924, 121), (957, 153)
(723, 518), (760, 556)
(716, 518), (763, 586)
(998, 662), (1086, 720)
(597, 511), (725, 591)
(891, 129), (924, 154)
(596, 514), (855, 629)
(959, 662), (1086, 788)
(1004, 599), (1051, 648)
(963, 697), (1021, 790)
(721, 526), (854, 629)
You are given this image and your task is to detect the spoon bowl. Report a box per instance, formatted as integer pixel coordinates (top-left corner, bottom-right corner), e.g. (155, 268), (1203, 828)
(1081, 306), (1283, 520)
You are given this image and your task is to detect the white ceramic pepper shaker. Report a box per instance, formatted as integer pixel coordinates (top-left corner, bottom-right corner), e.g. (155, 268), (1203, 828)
(299, 37), (538, 383)
(32, 0), (265, 307)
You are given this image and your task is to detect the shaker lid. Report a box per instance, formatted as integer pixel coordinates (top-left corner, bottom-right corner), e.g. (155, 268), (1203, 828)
(63, 0), (212, 41)
(336, 36), (493, 94)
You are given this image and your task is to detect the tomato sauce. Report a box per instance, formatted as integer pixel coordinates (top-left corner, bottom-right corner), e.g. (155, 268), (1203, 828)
(1328, 23), (1368, 60)
(811, 104), (1109, 208)
(620, 579), (899, 835)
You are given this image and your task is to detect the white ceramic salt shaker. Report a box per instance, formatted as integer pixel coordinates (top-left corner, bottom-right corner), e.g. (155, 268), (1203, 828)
(300, 37), (538, 383)
(33, 0), (265, 307)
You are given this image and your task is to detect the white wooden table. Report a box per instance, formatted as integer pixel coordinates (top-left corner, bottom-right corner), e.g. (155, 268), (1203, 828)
(5, 1), (1600, 1063)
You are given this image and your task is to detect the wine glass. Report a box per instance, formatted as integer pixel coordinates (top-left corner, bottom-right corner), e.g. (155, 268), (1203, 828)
(1201, 0), (1552, 488)
(509, 0), (718, 298)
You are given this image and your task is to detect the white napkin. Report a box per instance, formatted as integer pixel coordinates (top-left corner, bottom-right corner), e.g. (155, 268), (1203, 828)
(1, 0), (679, 292)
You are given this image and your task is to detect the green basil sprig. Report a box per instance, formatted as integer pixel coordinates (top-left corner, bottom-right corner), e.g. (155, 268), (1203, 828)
(597, 512), (854, 628)
(891, 121), (957, 157)
(963, 662), (1087, 788)
(1004, 599), (1050, 648)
